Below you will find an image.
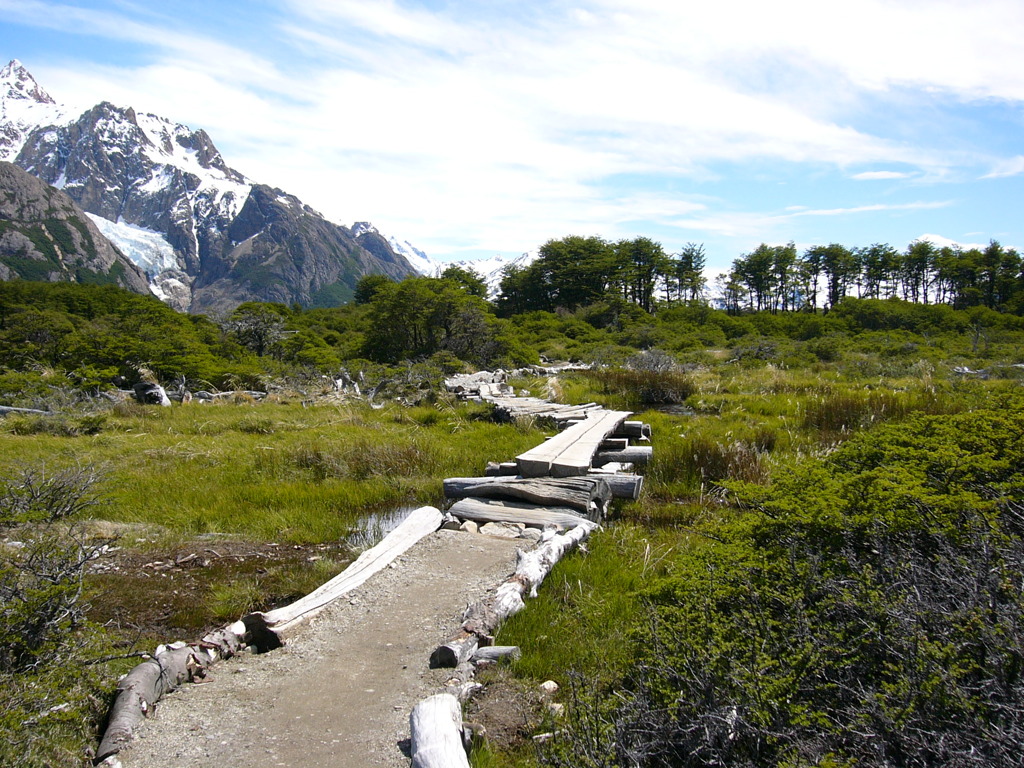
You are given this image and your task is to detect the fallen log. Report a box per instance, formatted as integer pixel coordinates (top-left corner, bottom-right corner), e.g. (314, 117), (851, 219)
(447, 497), (589, 528)
(132, 382), (171, 407)
(95, 622), (247, 762)
(592, 446), (653, 467)
(443, 476), (611, 515)
(242, 506), (442, 648)
(611, 420), (652, 440)
(586, 470), (644, 500)
(432, 520), (598, 667)
(410, 693), (470, 768)
(472, 645), (521, 663)
(483, 461), (520, 477)
(0, 405), (50, 416)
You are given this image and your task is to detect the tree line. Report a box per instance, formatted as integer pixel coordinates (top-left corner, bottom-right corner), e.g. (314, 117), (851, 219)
(497, 235), (1024, 317)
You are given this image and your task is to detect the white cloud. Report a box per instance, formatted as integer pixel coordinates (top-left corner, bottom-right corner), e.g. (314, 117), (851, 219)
(852, 171), (914, 181)
(6, 0), (1023, 258)
(983, 156), (1024, 178)
(915, 233), (998, 252)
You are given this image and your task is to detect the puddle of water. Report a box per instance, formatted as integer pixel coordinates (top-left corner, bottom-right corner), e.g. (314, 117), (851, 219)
(653, 404), (695, 416)
(345, 504), (424, 551)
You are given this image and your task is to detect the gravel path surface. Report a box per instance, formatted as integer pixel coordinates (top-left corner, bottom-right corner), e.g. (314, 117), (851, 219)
(118, 529), (527, 768)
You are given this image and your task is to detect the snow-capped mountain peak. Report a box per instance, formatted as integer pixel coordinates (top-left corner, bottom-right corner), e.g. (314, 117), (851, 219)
(388, 234), (437, 276)
(1, 61), (417, 312)
(0, 59), (67, 162)
(0, 59), (54, 105)
(388, 235), (536, 298)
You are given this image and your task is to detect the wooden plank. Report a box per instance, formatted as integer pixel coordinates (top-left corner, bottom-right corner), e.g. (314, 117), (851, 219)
(516, 410), (631, 478)
(447, 498), (587, 528)
(549, 410), (631, 477)
(242, 506), (442, 644)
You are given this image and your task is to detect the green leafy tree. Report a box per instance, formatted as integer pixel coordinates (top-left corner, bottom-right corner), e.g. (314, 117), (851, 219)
(808, 243), (859, 310)
(672, 242), (707, 304)
(615, 236), (670, 313)
(225, 302), (289, 357)
(353, 274), (393, 305)
(440, 265), (488, 298)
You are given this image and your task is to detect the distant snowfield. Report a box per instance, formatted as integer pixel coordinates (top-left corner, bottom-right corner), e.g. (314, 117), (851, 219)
(392, 235), (537, 298)
(85, 213), (180, 276)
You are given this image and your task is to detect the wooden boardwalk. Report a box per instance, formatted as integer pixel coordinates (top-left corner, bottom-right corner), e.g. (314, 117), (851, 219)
(442, 371), (651, 528)
(97, 372), (651, 767)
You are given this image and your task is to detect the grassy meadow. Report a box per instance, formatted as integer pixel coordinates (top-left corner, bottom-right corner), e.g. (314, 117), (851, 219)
(3, 278), (1024, 766)
(0, 396), (543, 767)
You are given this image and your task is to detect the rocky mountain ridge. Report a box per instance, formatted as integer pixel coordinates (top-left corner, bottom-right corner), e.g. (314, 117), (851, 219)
(0, 160), (150, 292)
(0, 60), (415, 313)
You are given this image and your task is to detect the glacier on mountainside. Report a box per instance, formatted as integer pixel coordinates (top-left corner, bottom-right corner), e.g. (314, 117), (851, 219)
(85, 214), (182, 276)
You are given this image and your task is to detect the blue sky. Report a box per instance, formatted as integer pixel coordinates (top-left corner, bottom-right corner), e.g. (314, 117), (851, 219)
(3, 0), (1024, 272)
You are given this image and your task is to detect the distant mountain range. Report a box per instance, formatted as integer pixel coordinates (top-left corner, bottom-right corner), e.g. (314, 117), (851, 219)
(0, 59), (415, 313)
(376, 223), (537, 297)
(0, 59), (538, 311)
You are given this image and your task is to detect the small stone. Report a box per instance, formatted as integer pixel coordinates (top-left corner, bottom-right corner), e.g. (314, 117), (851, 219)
(479, 522), (521, 539)
(459, 520), (479, 534)
(539, 680), (560, 697)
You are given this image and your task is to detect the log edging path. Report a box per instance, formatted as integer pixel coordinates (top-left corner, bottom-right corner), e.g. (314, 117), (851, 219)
(95, 372), (650, 767)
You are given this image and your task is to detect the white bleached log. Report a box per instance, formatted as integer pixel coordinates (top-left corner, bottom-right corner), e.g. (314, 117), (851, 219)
(0, 405), (50, 416)
(243, 506), (442, 647)
(95, 622), (247, 762)
(410, 693), (471, 768)
(586, 470), (644, 500)
(432, 520), (597, 667)
(443, 476), (611, 515)
(471, 645), (521, 663)
(447, 497), (588, 529)
(483, 461), (520, 477)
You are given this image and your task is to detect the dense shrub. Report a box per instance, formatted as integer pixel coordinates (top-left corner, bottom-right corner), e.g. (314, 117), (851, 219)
(544, 406), (1024, 768)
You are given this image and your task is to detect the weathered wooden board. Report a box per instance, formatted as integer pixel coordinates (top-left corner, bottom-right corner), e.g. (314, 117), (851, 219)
(243, 506), (442, 645)
(549, 410), (632, 477)
(447, 497), (588, 528)
(516, 410), (631, 477)
(443, 476), (611, 514)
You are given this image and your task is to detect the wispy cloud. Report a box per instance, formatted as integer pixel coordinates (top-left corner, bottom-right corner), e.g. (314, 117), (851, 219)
(852, 171), (915, 181)
(983, 156), (1024, 179)
(4, 0), (1023, 261)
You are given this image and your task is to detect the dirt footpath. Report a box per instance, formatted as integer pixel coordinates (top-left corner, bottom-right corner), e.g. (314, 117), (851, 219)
(119, 529), (526, 768)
